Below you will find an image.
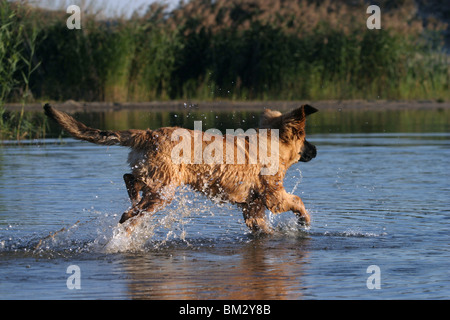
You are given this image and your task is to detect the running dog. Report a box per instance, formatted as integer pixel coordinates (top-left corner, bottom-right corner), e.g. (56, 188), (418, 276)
(44, 104), (317, 234)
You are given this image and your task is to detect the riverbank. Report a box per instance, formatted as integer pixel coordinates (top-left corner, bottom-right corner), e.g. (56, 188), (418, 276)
(4, 100), (450, 114)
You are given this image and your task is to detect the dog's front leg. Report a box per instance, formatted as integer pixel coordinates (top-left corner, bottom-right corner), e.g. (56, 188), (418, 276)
(288, 194), (311, 226)
(239, 200), (272, 234)
(264, 189), (311, 226)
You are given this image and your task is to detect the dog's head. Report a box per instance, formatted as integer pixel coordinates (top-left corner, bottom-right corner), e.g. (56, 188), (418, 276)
(260, 104), (318, 163)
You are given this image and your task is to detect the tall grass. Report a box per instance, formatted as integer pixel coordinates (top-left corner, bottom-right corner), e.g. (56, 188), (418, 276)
(2, 0), (450, 104)
(0, 2), (23, 104)
(0, 1), (45, 140)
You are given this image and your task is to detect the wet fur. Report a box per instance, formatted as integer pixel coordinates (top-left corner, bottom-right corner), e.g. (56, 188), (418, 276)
(44, 103), (318, 234)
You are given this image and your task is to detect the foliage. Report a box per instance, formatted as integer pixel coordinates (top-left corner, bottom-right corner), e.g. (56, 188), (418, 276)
(1, 0), (449, 105)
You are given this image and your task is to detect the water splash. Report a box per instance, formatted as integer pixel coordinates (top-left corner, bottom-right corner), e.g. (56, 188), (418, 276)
(290, 167), (303, 194)
(1, 182), (317, 256)
(102, 185), (238, 253)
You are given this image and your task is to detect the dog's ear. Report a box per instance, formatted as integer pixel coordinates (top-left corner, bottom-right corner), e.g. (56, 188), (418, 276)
(260, 108), (282, 128)
(287, 104), (318, 120)
(303, 104), (318, 116)
(280, 105), (317, 141)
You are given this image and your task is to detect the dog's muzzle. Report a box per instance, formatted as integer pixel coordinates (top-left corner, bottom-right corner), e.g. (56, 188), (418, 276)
(299, 141), (317, 163)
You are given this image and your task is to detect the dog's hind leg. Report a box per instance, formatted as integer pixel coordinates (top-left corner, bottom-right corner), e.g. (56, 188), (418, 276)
(119, 184), (177, 234)
(123, 173), (143, 206)
(119, 190), (171, 224)
(239, 199), (272, 234)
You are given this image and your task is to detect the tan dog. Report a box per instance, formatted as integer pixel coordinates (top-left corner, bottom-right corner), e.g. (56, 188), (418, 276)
(44, 104), (317, 234)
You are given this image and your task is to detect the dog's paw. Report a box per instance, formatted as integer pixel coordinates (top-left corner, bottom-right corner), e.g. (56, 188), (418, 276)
(119, 208), (141, 224)
(297, 215), (311, 230)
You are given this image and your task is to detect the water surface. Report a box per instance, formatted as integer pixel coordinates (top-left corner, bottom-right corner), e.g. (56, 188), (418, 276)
(0, 108), (449, 299)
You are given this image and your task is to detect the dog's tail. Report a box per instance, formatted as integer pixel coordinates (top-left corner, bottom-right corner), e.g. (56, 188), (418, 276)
(44, 104), (146, 147)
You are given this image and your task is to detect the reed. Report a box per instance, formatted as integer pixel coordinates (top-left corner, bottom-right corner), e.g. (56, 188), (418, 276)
(1, 0), (449, 107)
(0, 1), (45, 140)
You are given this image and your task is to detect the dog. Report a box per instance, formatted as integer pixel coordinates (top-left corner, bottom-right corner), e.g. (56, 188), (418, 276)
(44, 103), (317, 234)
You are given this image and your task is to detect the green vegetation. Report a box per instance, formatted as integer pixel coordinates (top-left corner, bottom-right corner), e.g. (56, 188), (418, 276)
(0, 1), (44, 140)
(0, 0), (449, 140)
(1, 0), (449, 104)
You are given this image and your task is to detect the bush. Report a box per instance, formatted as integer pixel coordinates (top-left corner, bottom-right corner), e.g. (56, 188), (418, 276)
(1, 0), (449, 103)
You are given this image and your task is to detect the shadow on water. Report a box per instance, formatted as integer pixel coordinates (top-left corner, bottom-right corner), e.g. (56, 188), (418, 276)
(116, 235), (311, 299)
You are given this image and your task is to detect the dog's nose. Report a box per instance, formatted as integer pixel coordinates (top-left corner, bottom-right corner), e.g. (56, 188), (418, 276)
(299, 143), (317, 162)
(311, 144), (317, 158)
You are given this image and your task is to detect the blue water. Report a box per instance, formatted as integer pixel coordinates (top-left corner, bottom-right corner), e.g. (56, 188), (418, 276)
(0, 131), (449, 299)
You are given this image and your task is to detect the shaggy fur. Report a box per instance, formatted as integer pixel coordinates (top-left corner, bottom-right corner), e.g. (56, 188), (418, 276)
(44, 103), (318, 234)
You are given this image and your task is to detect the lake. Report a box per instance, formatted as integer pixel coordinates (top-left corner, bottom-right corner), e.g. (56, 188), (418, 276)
(0, 107), (449, 300)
